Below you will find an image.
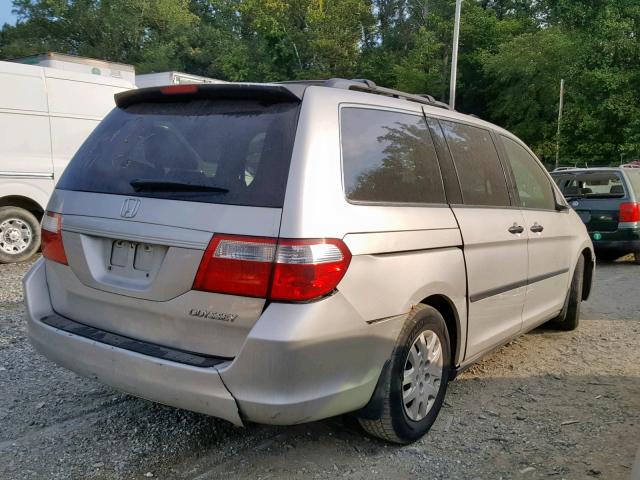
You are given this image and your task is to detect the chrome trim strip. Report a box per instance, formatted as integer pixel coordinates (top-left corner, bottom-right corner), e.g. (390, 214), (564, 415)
(0, 171), (54, 179)
(470, 268), (570, 303)
(618, 221), (639, 229)
(62, 223), (209, 250)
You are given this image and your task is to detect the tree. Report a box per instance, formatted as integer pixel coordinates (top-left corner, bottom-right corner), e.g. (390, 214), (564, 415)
(0, 0), (638, 165)
(1, 0), (198, 72)
(239, 0), (371, 80)
(481, 28), (576, 163)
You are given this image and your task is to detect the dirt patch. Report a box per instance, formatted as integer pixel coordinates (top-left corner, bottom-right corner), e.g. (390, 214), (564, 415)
(1, 257), (638, 479)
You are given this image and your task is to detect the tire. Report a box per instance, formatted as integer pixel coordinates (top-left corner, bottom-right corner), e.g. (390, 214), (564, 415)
(0, 207), (41, 263)
(548, 255), (585, 331)
(358, 304), (451, 444)
(634, 251), (640, 265)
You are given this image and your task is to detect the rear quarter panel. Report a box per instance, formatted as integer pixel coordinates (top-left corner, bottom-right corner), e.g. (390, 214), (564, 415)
(280, 87), (467, 363)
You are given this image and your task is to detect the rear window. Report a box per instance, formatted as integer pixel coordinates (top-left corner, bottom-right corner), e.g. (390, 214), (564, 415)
(555, 172), (626, 198)
(57, 99), (300, 207)
(340, 108), (446, 204)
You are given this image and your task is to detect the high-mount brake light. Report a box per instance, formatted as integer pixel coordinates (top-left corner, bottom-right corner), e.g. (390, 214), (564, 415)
(41, 211), (68, 265)
(160, 84), (199, 95)
(193, 235), (352, 302)
(619, 202), (640, 223)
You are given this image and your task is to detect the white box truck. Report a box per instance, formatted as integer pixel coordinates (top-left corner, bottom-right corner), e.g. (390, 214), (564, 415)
(0, 60), (134, 263)
(136, 71), (225, 88)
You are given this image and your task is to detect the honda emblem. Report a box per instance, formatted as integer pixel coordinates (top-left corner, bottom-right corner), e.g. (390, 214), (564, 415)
(120, 198), (141, 218)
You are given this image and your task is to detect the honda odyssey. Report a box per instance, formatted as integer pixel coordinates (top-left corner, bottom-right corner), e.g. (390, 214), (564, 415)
(24, 79), (595, 443)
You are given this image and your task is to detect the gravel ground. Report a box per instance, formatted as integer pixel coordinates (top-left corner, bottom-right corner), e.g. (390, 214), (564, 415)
(1, 256), (638, 479)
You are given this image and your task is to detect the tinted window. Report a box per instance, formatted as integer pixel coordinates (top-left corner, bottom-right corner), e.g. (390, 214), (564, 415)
(556, 172), (627, 198)
(441, 121), (510, 207)
(501, 136), (555, 210)
(341, 108), (446, 204)
(57, 99), (300, 207)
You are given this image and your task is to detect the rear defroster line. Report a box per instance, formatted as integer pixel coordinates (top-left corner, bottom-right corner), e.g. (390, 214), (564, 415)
(40, 314), (229, 368)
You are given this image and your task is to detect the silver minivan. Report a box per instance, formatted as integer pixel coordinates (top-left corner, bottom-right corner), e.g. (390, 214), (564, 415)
(23, 79), (594, 443)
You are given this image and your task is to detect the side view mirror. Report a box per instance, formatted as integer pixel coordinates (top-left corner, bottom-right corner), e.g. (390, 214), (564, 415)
(555, 201), (569, 211)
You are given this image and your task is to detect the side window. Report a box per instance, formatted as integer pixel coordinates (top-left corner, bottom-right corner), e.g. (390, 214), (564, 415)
(341, 108), (446, 204)
(440, 120), (510, 207)
(501, 136), (555, 210)
(626, 170), (640, 196)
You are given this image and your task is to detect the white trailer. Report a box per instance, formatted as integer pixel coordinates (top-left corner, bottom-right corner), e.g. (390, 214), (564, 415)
(9, 52), (136, 85)
(136, 71), (225, 88)
(0, 60), (134, 263)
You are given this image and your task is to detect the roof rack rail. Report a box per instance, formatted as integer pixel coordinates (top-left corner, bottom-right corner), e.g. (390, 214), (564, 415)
(275, 78), (451, 110)
(324, 78), (451, 110)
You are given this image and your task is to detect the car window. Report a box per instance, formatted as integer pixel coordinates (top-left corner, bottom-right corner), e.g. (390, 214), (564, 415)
(556, 172), (627, 198)
(501, 136), (556, 210)
(440, 121), (510, 207)
(57, 99), (300, 207)
(625, 170), (640, 196)
(550, 174), (565, 186)
(341, 108), (446, 204)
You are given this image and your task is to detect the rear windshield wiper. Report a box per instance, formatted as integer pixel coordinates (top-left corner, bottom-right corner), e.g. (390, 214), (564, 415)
(130, 179), (229, 193)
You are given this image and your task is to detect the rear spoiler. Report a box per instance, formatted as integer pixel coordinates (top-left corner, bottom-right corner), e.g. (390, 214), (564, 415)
(115, 83), (305, 109)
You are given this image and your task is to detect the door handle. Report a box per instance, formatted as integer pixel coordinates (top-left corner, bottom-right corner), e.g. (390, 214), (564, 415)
(530, 223), (544, 233)
(508, 223), (524, 234)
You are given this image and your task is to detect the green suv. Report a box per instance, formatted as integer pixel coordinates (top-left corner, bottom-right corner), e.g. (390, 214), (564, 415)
(552, 167), (640, 263)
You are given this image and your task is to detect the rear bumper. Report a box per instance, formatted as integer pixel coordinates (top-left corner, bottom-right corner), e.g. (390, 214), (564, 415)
(590, 227), (640, 252)
(24, 259), (243, 425)
(24, 258), (402, 425)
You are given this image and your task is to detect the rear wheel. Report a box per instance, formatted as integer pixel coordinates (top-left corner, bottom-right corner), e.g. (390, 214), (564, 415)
(358, 304), (451, 444)
(548, 255), (584, 331)
(634, 251), (640, 265)
(0, 207), (41, 263)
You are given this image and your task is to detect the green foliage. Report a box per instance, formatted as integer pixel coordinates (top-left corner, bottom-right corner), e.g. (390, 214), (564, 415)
(481, 28), (576, 160)
(0, 0), (638, 166)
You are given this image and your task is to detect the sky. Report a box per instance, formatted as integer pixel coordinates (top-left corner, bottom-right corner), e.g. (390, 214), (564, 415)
(0, 1), (17, 27)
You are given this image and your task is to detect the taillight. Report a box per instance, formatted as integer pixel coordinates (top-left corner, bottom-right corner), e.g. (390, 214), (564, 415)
(41, 211), (68, 265)
(270, 239), (351, 301)
(193, 235), (352, 302)
(193, 235), (276, 298)
(619, 202), (640, 223)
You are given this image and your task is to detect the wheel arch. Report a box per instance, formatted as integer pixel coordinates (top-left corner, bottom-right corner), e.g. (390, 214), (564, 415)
(0, 195), (46, 221)
(581, 247), (594, 301)
(418, 294), (462, 368)
(357, 296), (461, 424)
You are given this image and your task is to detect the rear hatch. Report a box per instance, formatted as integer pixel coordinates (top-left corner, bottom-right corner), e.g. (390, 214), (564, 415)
(553, 171), (628, 232)
(45, 84), (301, 358)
